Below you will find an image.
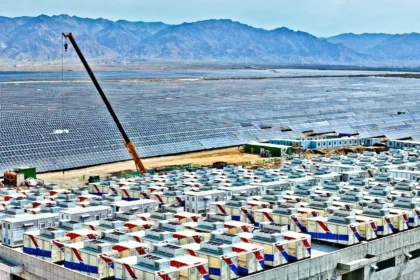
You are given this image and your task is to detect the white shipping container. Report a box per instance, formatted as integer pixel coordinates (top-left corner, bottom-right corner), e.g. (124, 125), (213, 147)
(249, 238), (289, 267)
(354, 216), (378, 241)
(172, 230), (204, 245)
(307, 217), (361, 245)
(170, 255), (210, 280)
(231, 242), (265, 275)
(224, 221), (253, 234)
(283, 231), (311, 261)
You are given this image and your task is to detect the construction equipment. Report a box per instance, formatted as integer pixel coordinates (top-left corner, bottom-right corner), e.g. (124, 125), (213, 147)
(3, 166), (37, 186)
(62, 33), (146, 173)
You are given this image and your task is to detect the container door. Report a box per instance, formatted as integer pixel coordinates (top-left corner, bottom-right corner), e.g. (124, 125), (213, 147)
(114, 263), (123, 280)
(80, 252), (89, 274)
(64, 248), (72, 269)
(44, 240), (52, 261)
(248, 253), (256, 274)
(92, 255), (102, 278)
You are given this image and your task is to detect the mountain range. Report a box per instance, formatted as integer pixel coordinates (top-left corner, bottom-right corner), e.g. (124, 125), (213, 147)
(0, 14), (419, 67)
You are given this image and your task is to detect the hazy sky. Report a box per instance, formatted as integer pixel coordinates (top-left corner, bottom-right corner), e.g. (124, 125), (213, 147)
(0, 0), (418, 37)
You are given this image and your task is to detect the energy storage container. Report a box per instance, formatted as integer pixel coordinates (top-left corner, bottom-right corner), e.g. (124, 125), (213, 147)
(224, 200), (251, 222)
(162, 190), (185, 206)
(112, 241), (149, 258)
(185, 241), (239, 280)
(148, 209), (176, 227)
(89, 181), (118, 196)
(170, 255), (210, 280)
(190, 220), (227, 241)
(120, 187), (140, 201)
(393, 195), (420, 228)
(389, 208), (410, 231)
(95, 218), (126, 232)
(247, 201), (270, 210)
(124, 220), (153, 232)
(224, 221), (254, 234)
(141, 229), (178, 247)
(126, 254), (177, 280)
(249, 229), (289, 267)
(236, 232), (254, 244)
(64, 242), (85, 270)
(82, 221), (100, 231)
(184, 190), (227, 214)
(23, 230), (40, 256)
(282, 231), (311, 262)
(353, 216), (378, 241)
(158, 221), (185, 233)
(65, 229), (101, 243)
(58, 220), (83, 231)
(172, 230), (204, 245)
(252, 209), (274, 227)
(271, 202), (305, 232)
(149, 192), (165, 207)
(113, 256), (138, 280)
(114, 211), (139, 222)
(24, 227), (70, 263)
(174, 212), (202, 223)
(72, 239), (119, 278)
(127, 231), (146, 243)
(307, 216), (361, 245)
(231, 242), (264, 275)
(362, 203), (400, 236)
(297, 207), (325, 230)
(209, 202), (226, 215)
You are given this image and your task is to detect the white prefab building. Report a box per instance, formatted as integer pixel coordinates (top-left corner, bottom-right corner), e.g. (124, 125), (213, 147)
(111, 199), (158, 214)
(2, 213), (59, 247)
(60, 206), (112, 222)
(184, 190), (227, 214)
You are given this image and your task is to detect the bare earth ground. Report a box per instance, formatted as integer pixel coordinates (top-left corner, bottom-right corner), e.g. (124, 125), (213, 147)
(38, 147), (262, 188)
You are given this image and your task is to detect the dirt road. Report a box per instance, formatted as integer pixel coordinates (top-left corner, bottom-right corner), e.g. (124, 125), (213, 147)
(38, 147), (262, 188)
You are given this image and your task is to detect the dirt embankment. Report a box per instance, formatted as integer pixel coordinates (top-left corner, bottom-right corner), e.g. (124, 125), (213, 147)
(298, 145), (388, 158)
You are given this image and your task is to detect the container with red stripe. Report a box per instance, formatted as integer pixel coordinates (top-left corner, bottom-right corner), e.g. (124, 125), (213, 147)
(112, 241), (150, 258)
(124, 220), (153, 232)
(252, 208), (274, 227)
(390, 209), (410, 232)
(24, 227), (71, 263)
(65, 229), (101, 243)
(307, 216), (362, 245)
(170, 255), (209, 280)
(173, 212), (202, 223)
(231, 242), (265, 275)
(173, 231), (204, 245)
(224, 221), (254, 234)
(283, 231), (311, 261)
(113, 256), (139, 280)
(69, 239), (119, 278)
(249, 230), (290, 267)
(355, 216), (378, 240)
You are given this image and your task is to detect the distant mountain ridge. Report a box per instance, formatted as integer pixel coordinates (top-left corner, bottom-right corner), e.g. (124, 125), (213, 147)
(0, 14), (418, 66)
(326, 32), (420, 62)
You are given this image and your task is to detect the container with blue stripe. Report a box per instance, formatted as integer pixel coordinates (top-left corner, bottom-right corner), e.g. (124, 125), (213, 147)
(189, 240), (239, 280)
(307, 209), (362, 246)
(250, 227), (290, 267)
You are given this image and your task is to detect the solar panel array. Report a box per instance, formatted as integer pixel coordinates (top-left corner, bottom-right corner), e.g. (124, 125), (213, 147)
(0, 69), (420, 173)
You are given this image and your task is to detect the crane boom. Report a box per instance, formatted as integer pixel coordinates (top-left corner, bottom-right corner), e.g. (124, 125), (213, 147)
(62, 33), (147, 174)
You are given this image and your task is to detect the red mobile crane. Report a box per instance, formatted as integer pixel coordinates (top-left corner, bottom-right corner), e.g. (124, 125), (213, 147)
(62, 33), (147, 173)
